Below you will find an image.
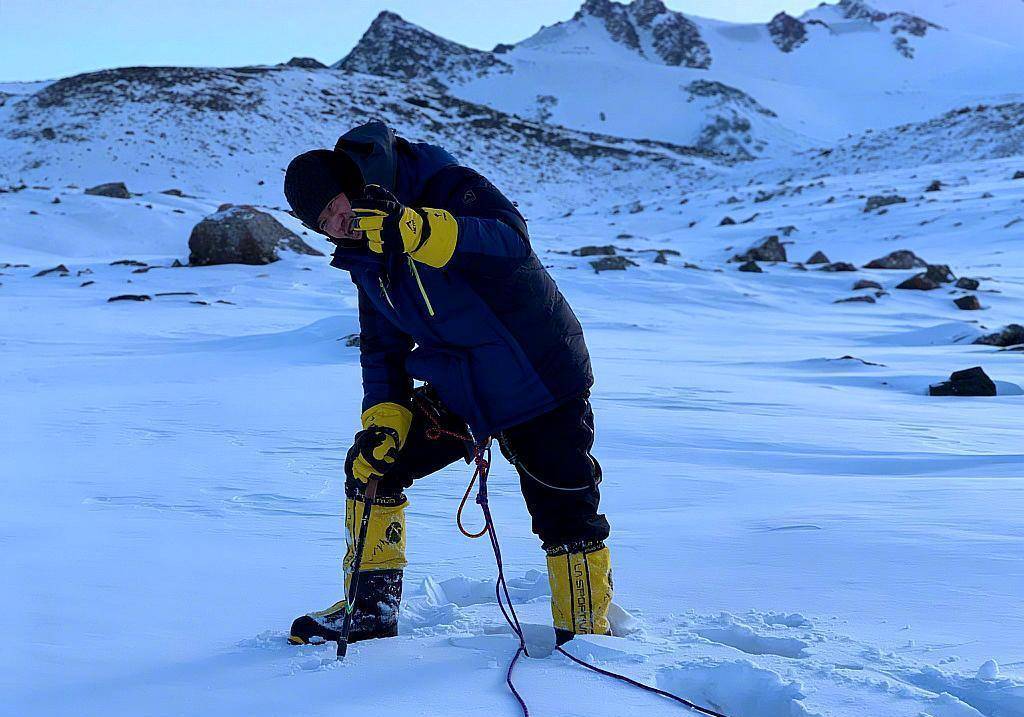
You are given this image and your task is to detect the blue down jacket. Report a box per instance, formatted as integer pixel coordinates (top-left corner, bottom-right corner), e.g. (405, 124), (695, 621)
(329, 121), (593, 439)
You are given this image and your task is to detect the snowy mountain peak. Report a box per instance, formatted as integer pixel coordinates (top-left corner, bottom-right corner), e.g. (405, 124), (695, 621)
(834, 0), (890, 21)
(569, 0), (712, 68)
(803, 1), (943, 57)
(333, 11), (508, 82)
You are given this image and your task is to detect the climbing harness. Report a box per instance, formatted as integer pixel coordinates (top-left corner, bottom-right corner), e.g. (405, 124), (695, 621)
(412, 397), (732, 717)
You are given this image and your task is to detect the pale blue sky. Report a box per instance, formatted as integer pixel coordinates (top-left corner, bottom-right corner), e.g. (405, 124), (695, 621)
(0, 0), (817, 83)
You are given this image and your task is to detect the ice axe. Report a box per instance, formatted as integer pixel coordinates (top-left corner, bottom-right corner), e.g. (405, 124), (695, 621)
(337, 476), (379, 659)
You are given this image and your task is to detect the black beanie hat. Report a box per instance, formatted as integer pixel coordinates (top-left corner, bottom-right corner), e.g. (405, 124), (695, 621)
(283, 149), (363, 230)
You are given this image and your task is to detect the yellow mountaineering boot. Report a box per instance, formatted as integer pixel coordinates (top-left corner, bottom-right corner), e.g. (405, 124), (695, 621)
(546, 540), (613, 644)
(289, 493), (408, 645)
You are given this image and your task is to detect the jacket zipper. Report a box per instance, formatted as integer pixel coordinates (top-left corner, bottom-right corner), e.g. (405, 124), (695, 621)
(378, 275), (397, 313)
(407, 256), (436, 317)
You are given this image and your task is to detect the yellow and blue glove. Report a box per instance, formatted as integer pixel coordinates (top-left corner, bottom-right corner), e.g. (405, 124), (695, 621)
(349, 402), (413, 484)
(350, 185), (458, 268)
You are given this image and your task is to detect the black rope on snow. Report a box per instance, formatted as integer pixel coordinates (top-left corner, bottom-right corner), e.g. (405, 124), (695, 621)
(468, 439), (731, 717)
(416, 399), (733, 717)
(554, 647), (730, 717)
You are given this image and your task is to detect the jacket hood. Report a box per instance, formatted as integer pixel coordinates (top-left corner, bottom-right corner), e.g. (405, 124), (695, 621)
(334, 120), (398, 193)
(333, 121), (457, 206)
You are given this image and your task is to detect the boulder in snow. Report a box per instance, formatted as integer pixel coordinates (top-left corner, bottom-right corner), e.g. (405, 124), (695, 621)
(896, 273), (940, 291)
(107, 294), (151, 303)
(853, 279), (882, 290)
(929, 367), (996, 397)
(85, 182), (131, 199)
(188, 205), (322, 266)
(732, 235), (786, 263)
(590, 256), (638, 273)
(33, 264), (69, 277)
(955, 295), (982, 311)
(737, 260), (763, 273)
(834, 295), (875, 304)
(806, 250), (829, 265)
(572, 245), (616, 257)
(955, 277), (980, 290)
(974, 324), (1024, 347)
(864, 250), (927, 270)
(863, 194), (907, 213)
(925, 180), (943, 192)
(819, 262), (857, 272)
(924, 264), (955, 284)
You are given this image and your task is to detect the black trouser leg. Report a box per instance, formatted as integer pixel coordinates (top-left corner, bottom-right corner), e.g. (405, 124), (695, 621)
(497, 393), (610, 550)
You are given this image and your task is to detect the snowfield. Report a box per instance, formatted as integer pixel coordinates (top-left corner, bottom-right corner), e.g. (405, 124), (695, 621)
(3, 153), (1023, 716)
(3, 1), (1024, 715)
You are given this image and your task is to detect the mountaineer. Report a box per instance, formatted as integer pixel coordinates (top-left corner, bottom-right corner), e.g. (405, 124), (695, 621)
(283, 120), (611, 646)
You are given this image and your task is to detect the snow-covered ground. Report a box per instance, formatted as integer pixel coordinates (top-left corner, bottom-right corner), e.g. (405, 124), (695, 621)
(3, 149), (1023, 716)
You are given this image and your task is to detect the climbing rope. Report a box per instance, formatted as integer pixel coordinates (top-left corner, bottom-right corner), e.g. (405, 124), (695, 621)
(413, 395), (731, 717)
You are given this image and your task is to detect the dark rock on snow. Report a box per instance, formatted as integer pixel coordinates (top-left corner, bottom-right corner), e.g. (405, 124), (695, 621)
(853, 279), (883, 290)
(738, 260), (763, 273)
(344, 333), (361, 347)
(572, 245), (616, 257)
(834, 295), (876, 304)
(925, 180), (943, 192)
(819, 262), (857, 272)
(806, 250), (829, 265)
(590, 256), (638, 273)
(955, 277), (980, 290)
(188, 205), (322, 266)
(719, 216), (737, 226)
(110, 259), (147, 267)
(650, 249), (681, 264)
(864, 250), (927, 269)
(733, 235), (786, 263)
(924, 264), (955, 284)
(955, 295), (982, 311)
(85, 182), (131, 199)
(33, 264), (69, 277)
(929, 366), (996, 397)
(1013, 171), (1024, 180)
(896, 273), (940, 291)
(107, 294), (151, 302)
(864, 195), (907, 213)
(974, 324), (1024, 347)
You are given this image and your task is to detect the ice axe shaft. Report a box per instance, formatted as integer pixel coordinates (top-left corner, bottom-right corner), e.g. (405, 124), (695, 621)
(337, 477), (379, 659)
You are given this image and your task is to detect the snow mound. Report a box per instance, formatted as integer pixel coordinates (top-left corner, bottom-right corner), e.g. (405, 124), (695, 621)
(657, 660), (816, 717)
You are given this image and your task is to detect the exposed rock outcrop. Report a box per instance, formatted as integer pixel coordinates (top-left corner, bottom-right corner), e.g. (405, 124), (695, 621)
(577, 0), (712, 69)
(768, 12), (807, 53)
(283, 57), (327, 69)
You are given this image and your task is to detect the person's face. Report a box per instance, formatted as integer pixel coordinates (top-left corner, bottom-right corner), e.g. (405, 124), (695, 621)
(316, 192), (359, 240)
